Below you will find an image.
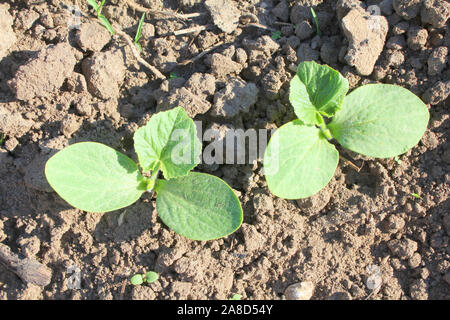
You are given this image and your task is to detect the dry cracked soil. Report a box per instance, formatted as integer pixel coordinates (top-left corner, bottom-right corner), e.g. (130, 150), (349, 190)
(0, 0), (449, 300)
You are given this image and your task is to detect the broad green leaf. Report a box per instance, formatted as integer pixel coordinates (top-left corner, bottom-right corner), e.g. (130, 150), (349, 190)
(134, 107), (201, 179)
(328, 84), (429, 158)
(290, 61), (349, 124)
(264, 120), (339, 199)
(155, 172), (243, 241)
(45, 142), (146, 212)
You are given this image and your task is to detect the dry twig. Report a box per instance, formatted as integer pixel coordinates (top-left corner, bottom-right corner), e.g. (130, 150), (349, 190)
(126, 0), (203, 19)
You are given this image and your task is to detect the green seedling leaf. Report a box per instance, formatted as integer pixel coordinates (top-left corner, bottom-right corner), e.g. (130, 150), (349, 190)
(264, 120), (339, 199)
(98, 14), (115, 35)
(328, 84), (429, 158)
(411, 193), (421, 199)
(134, 107), (201, 179)
(0, 133), (5, 145)
(45, 142), (146, 212)
(272, 30), (282, 40)
(228, 294), (242, 300)
(290, 61), (349, 125)
(310, 7), (321, 36)
(87, 0), (100, 11)
(155, 172), (243, 241)
(169, 72), (179, 79)
(130, 274), (144, 286)
(134, 13), (146, 51)
(145, 271), (158, 283)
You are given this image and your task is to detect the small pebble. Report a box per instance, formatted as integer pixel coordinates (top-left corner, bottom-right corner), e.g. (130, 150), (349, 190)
(284, 281), (314, 300)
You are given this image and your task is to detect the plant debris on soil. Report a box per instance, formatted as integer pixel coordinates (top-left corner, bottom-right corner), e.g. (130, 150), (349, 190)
(0, 0), (449, 300)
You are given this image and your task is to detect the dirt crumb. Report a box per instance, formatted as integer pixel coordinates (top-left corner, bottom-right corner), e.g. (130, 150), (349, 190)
(0, 4), (16, 59)
(8, 43), (76, 101)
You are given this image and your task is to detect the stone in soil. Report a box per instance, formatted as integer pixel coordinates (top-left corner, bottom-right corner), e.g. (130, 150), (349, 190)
(157, 87), (212, 118)
(421, 0), (450, 28)
(209, 53), (243, 79)
(82, 49), (126, 99)
(296, 185), (332, 216)
(205, 0), (240, 34)
(184, 72), (216, 98)
(0, 4), (16, 60)
(393, 0), (422, 20)
(75, 21), (111, 52)
(272, 0), (289, 22)
(0, 108), (33, 138)
(422, 80), (450, 105)
(387, 238), (418, 260)
(407, 25), (428, 51)
(341, 9), (388, 76)
(210, 77), (259, 118)
(284, 281), (315, 300)
(427, 46), (448, 76)
(8, 43), (76, 101)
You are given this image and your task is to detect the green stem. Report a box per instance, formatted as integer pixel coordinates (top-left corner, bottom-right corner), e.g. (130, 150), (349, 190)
(146, 165), (160, 192)
(316, 114), (333, 140)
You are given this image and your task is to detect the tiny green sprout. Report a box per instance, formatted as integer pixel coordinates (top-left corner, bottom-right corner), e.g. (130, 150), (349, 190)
(134, 13), (146, 52)
(228, 293), (242, 300)
(131, 271), (158, 285)
(411, 193), (422, 199)
(271, 30), (282, 40)
(130, 274), (144, 286)
(264, 61), (429, 200)
(45, 107), (243, 240)
(0, 133), (5, 145)
(87, 0), (114, 35)
(394, 156), (402, 165)
(145, 271), (158, 283)
(310, 7), (321, 36)
(169, 72), (180, 79)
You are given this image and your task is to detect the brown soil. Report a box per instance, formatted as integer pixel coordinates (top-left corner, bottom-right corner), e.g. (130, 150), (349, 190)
(0, 0), (449, 300)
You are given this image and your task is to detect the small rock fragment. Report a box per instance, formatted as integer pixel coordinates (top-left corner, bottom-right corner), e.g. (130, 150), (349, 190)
(422, 80), (450, 105)
(297, 43), (319, 63)
(295, 21), (314, 41)
(205, 0), (240, 34)
(24, 154), (53, 192)
(0, 108), (33, 138)
(157, 87), (212, 118)
(0, 4), (17, 59)
(341, 9), (389, 76)
(61, 114), (82, 138)
(209, 53), (243, 78)
(407, 25), (428, 51)
(272, 0), (289, 22)
(296, 185), (332, 215)
(421, 0), (450, 28)
(9, 43), (76, 101)
(82, 49), (126, 99)
(14, 9), (40, 31)
(284, 281), (314, 300)
(388, 238), (418, 260)
(184, 72), (216, 98)
(211, 77), (259, 118)
(76, 21), (111, 52)
(241, 224), (265, 252)
(409, 279), (428, 300)
(393, 0), (422, 20)
(427, 46), (448, 76)
(66, 72), (88, 93)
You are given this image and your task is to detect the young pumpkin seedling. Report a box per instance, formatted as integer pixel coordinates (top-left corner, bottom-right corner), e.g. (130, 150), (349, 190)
(87, 0), (115, 35)
(130, 271), (159, 286)
(45, 107), (243, 241)
(264, 61), (429, 199)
